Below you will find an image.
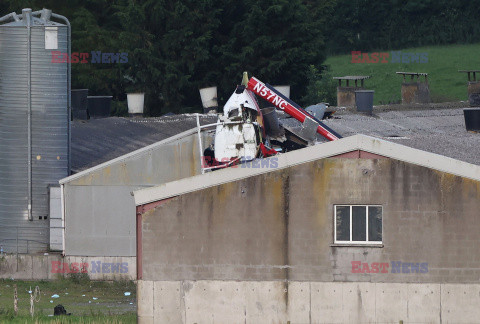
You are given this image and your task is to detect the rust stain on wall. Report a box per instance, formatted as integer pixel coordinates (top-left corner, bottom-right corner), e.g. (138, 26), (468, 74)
(103, 166), (111, 178)
(312, 160), (334, 230)
(173, 143), (181, 178)
(73, 175), (91, 186)
(280, 170), (291, 304)
(179, 141), (188, 177)
(269, 172), (285, 223)
(216, 181), (235, 205)
(142, 203), (161, 222)
(118, 163), (131, 183)
(190, 138), (197, 176)
(460, 176), (480, 200)
(433, 170), (464, 214)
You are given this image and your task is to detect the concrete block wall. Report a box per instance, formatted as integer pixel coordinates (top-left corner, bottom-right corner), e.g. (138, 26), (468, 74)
(0, 254), (61, 280)
(0, 254), (136, 280)
(138, 280), (480, 323)
(140, 158), (480, 284)
(138, 156), (480, 322)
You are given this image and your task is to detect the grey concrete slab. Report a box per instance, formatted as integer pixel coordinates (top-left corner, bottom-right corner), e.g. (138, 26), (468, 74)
(184, 280), (246, 324)
(154, 281), (183, 323)
(441, 284), (480, 323)
(11, 255), (33, 280)
(244, 281), (287, 324)
(287, 281), (310, 323)
(310, 282), (343, 323)
(375, 283), (408, 323)
(32, 255), (50, 280)
(342, 282), (376, 323)
(407, 283), (440, 323)
(140, 280), (479, 323)
(137, 280), (154, 318)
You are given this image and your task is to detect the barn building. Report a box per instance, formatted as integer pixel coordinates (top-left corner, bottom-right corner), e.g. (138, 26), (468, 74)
(133, 134), (480, 323)
(54, 115), (214, 279)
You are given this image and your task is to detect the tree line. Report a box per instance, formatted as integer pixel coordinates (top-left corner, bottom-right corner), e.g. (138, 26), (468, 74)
(1, 0), (479, 114)
(325, 0), (480, 55)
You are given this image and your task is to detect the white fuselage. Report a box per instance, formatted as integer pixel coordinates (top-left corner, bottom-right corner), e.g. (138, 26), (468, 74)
(214, 88), (259, 163)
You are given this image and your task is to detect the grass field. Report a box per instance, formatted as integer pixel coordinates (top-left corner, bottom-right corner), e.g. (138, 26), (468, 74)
(0, 277), (136, 323)
(324, 43), (480, 105)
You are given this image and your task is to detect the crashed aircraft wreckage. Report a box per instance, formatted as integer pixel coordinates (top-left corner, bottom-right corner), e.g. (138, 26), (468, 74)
(196, 73), (342, 172)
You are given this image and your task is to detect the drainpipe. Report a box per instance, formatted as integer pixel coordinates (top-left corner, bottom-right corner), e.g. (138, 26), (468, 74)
(23, 8), (33, 221)
(51, 12), (72, 175)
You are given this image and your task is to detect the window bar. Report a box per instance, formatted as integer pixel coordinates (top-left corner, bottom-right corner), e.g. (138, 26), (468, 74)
(364, 206), (367, 242)
(334, 207), (336, 243)
(349, 205), (352, 242)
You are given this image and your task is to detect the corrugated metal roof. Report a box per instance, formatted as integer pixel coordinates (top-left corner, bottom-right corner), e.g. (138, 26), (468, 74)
(71, 114), (217, 173)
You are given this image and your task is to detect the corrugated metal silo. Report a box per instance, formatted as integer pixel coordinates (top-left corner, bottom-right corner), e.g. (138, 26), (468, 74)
(0, 8), (70, 253)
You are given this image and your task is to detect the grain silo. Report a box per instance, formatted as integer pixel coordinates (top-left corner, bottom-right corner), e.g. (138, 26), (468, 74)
(0, 8), (70, 253)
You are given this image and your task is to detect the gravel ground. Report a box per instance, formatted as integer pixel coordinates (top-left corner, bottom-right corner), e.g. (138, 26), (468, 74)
(280, 102), (480, 165)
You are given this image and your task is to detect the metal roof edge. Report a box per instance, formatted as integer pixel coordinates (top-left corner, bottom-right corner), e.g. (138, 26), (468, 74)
(356, 134), (480, 182)
(133, 134), (480, 207)
(59, 127), (200, 184)
(133, 135), (363, 206)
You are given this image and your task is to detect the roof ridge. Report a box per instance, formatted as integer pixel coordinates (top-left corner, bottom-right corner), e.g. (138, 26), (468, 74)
(133, 134), (480, 206)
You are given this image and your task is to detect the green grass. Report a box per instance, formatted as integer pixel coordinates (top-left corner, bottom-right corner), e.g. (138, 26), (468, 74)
(325, 43), (480, 105)
(0, 313), (137, 323)
(0, 277), (136, 323)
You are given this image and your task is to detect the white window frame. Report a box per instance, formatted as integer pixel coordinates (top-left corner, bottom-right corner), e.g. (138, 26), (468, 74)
(334, 205), (383, 245)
